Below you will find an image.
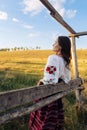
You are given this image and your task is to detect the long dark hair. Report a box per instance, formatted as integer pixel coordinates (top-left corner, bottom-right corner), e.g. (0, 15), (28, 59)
(58, 36), (71, 67)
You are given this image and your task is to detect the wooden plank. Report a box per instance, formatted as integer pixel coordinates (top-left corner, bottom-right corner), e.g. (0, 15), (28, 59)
(39, 0), (76, 34)
(0, 80), (83, 125)
(71, 37), (83, 108)
(71, 37), (79, 78)
(0, 78), (82, 113)
(69, 31), (87, 37)
(0, 83), (67, 112)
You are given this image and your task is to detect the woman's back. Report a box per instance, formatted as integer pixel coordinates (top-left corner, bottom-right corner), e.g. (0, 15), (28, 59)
(43, 54), (70, 84)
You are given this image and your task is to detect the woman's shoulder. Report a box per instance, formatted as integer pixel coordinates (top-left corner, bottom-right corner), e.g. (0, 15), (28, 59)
(48, 54), (63, 61)
(47, 54), (64, 65)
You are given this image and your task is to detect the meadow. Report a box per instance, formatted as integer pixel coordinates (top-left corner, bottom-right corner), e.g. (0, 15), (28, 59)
(0, 50), (87, 130)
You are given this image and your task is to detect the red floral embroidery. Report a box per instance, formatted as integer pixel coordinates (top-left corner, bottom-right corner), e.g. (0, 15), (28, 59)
(46, 66), (56, 75)
(46, 67), (50, 71)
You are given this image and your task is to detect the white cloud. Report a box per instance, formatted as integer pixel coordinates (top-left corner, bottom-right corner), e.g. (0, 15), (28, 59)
(28, 32), (40, 37)
(59, 8), (65, 17)
(12, 17), (33, 29)
(49, 0), (66, 16)
(66, 9), (77, 18)
(22, 0), (43, 16)
(12, 18), (19, 22)
(22, 0), (77, 18)
(49, 0), (77, 18)
(23, 24), (34, 29)
(0, 11), (8, 20)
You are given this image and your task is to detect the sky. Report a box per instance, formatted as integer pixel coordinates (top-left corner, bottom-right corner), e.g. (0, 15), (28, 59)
(0, 0), (87, 49)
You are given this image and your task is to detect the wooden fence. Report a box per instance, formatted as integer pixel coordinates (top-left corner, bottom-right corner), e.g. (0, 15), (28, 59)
(0, 77), (84, 125)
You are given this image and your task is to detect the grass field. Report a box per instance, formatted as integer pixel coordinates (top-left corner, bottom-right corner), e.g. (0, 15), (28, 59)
(0, 50), (87, 130)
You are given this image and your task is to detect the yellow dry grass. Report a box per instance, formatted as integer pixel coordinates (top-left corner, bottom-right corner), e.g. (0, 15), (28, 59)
(0, 49), (87, 85)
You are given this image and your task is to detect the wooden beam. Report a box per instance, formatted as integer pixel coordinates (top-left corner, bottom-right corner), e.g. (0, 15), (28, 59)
(0, 78), (82, 113)
(0, 90), (77, 124)
(39, 0), (76, 34)
(71, 37), (79, 78)
(71, 37), (83, 108)
(69, 31), (87, 37)
(0, 78), (83, 125)
(0, 82), (67, 113)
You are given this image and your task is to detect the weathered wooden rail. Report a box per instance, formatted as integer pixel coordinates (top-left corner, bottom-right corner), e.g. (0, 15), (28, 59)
(0, 78), (83, 125)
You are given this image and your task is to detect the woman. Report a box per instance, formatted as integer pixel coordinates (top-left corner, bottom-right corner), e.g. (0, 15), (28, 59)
(29, 36), (71, 130)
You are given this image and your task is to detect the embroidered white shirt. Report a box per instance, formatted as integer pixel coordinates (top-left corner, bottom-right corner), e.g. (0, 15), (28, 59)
(42, 54), (71, 84)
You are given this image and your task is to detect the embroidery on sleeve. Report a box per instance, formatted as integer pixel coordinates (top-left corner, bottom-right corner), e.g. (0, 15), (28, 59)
(46, 66), (56, 75)
(43, 78), (55, 84)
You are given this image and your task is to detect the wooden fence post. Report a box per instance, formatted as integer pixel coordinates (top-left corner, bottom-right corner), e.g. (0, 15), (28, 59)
(71, 36), (83, 109)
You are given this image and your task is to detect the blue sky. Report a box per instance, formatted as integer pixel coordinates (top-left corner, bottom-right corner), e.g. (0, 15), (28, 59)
(0, 0), (87, 49)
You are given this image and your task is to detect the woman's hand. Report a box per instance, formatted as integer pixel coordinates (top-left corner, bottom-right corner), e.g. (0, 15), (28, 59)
(37, 79), (44, 85)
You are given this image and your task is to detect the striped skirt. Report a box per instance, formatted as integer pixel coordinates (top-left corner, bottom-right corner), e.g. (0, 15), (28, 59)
(29, 98), (64, 130)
